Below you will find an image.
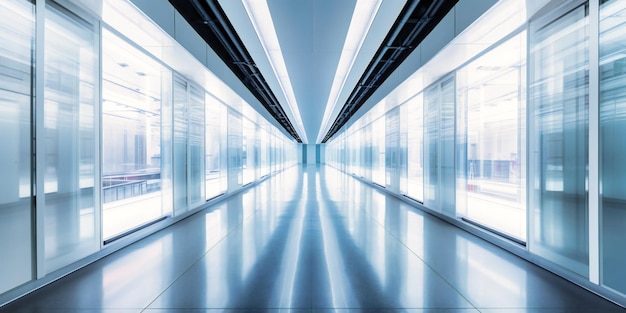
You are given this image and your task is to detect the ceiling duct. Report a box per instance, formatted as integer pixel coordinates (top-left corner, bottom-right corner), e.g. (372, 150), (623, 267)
(322, 0), (458, 143)
(169, 0), (302, 143)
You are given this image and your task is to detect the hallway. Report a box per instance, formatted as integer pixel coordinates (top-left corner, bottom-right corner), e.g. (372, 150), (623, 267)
(2, 165), (622, 312)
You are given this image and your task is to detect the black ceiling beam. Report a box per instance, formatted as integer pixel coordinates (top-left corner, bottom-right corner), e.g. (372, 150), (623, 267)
(169, 0), (302, 143)
(322, 0), (458, 143)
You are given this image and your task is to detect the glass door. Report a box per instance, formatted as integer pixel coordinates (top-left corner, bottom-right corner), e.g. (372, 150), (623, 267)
(386, 108), (400, 192)
(456, 32), (527, 241)
(0, 0), (34, 293)
(529, 3), (589, 277)
(102, 29), (172, 240)
(43, 3), (99, 272)
(600, 0), (626, 294)
(424, 76), (455, 215)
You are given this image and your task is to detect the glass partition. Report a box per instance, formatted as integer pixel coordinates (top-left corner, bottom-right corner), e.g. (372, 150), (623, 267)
(424, 76), (455, 215)
(0, 0), (34, 293)
(363, 124), (372, 181)
(529, 4), (589, 277)
(386, 108), (400, 192)
(372, 117), (385, 185)
(243, 117), (255, 185)
(399, 104), (408, 195)
(407, 94), (424, 201)
(600, 0), (626, 294)
(173, 77), (188, 212)
(173, 78), (205, 214)
(188, 84), (205, 206)
(205, 94), (226, 199)
(259, 127), (270, 177)
(456, 32), (527, 241)
(228, 111), (243, 189)
(44, 4), (99, 271)
(102, 29), (170, 239)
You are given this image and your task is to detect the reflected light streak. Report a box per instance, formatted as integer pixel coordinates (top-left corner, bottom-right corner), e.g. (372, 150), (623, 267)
(102, 235), (168, 298)
(460, 237), (525, 297)
(276, 172), (307, 309)
(317, 172), (352, 310)
(205, 210), (223, 250)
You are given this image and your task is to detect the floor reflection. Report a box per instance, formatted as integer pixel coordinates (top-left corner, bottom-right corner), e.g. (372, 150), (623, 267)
(1, 165), (623, 312)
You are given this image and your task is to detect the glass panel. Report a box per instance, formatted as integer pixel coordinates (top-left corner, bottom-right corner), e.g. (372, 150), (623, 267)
(205, 94), (225, 199)
(44, 4), (98, 272)
(456, 32), (527, 241)
(188, 84), (204, 206)
(386, 108), (400, 192)
(423, 76), (455, 214)
(529, 5), (589, 277)
(407, 94), (424, 201)
(424, 84), (439, 209)
(441, 78), (456, 216)
(363, 124), (372, 181)
(0, 0), (34, 293)
(228, 111), (243, 189)
(173, 78), (204, 213)
(173, 77), (187, 213)
(600, 0), (626, 294)
(399, 104), (408, 195)
(102, 29), (169, 239)
(243, 118), (255, 184)
(372, 117), (385, 185)
(259, 127), (269, 177)
(253, 124), (260, 178)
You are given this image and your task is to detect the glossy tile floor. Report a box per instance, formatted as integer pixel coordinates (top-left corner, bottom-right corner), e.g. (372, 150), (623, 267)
(1, 165), (623, 312)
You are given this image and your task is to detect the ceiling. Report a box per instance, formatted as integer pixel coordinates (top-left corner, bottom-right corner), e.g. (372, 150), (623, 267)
(218, 0), (406, 143)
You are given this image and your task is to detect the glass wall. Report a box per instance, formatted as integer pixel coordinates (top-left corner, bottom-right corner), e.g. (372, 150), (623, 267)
(188, 84), (205, 207)
(529, 4), (589, 277)
(363, 124), (372, 181)
(243, 117), (255, 185)
(424, 76), (455, 215)
(259, 127), (270, 177)
(406, 94), (424, 201)
(385, 108), (400, 192)
(205, 94), (226, 199)
(399, 104), (408, 196)
(600, 0), (626, 294)
(0, 0), (299, 302)
(0, 0), (33, 294)
(324, 0), (626, 304)
(173, 77), (205, 214)
(228, 111), (243, 189)
(456, 32), (527, 241)
(173, 77), (188, 212)
(372, 117), (385, 185)
(102, 29), (171, 239)
(44, 4), (99, 271)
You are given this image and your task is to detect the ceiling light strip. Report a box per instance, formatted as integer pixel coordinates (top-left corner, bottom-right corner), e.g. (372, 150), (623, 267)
(242, 0), (308, 143)
(316, 0), (382, 143)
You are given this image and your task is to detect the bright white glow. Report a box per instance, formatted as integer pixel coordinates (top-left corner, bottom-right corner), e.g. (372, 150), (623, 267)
(317, 0), (382, 143)
(242, 0), (308, 143)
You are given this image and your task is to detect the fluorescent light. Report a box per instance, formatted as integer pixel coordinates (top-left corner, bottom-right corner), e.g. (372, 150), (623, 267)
(242, 0), (308, 143)
(317, 0), (382, 143)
